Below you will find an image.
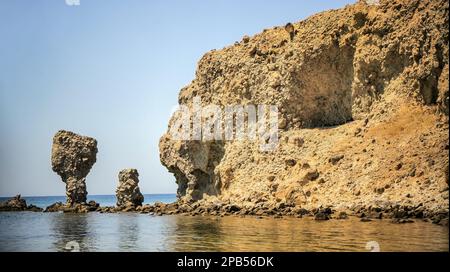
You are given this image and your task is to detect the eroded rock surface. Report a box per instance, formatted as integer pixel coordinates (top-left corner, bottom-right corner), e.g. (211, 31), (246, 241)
(44, 201), (100, 213)
(116, 169), (144, 208)
(0, 195), (27, 211)
(0, 195), (43, 212)
(159, 0), (449, 219)
(51, 130), (98, 206)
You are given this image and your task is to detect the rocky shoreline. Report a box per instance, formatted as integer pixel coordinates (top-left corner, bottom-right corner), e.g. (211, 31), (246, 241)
(1, 195), (447, 226)
(129, 200), (449, 227)
(157, 0), (449, 227)
(0, 195), (43, 212)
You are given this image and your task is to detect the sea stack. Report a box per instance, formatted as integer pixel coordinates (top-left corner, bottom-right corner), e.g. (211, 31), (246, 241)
(116, 169), (144, 208)
(51, 130), (98, 206)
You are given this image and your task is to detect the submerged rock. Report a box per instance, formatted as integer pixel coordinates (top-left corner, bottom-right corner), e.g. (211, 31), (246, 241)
(337, 211), (349, 219)
(314, 208), (332, 220)
(391, 218), (414, 224)
(51, 130), (98, 206)
(314, 212), (330, 221)
(116, 169), (144, 209)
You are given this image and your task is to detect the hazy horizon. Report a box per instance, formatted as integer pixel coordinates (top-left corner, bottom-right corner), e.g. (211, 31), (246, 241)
(0, 0), (355, 197)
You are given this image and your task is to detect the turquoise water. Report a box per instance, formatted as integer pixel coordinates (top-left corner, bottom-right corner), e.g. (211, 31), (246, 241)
(0, 194), (177, 208)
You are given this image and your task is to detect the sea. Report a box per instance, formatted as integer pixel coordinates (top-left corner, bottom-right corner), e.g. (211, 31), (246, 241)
(0, 194), (448, 252)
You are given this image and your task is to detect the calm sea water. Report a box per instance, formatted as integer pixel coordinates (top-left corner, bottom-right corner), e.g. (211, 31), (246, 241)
(0, 195), (448, 252)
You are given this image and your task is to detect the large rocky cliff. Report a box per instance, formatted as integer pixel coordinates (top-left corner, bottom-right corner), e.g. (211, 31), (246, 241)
(159, 0), (449, 217)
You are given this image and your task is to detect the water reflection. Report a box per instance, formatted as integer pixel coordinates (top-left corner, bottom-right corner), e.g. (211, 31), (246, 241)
(167, 216), (224, 251)
(51, 213), (89, 252)
(1, 212), (447, 252)
(117, 213), (140, 251)
(164, 216), (449, 252)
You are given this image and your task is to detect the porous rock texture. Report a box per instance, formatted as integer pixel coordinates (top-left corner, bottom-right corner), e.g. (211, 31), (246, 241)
(51, 130), (98, 206)
(159, 0), (449, 217)
(116, 169), (144, 208)
(0, 194), (27, 211)
(0, 195), (42, 212)
(0, 195), (43, 212)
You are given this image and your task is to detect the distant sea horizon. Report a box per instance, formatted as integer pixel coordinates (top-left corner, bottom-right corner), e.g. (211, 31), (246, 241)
(0, 194), (177, 208)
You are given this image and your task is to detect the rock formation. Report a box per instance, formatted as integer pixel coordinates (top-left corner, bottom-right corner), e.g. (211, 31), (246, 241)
(159, 0), (449, 219)
(0, 195), (43, 212)
(44, 200), (100, 213)
(116, 169), (144, 208)
(51, 130), (98, 206)
(44, 202), (66, 212)
(0, 195), (27, 211)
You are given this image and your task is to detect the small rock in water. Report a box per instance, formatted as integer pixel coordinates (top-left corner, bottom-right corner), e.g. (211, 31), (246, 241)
(314, 212), (330, 220)
(337, 211), (348, 219)
(391, 218), (414, 224)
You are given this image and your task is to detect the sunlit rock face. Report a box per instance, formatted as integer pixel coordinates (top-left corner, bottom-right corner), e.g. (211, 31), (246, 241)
(51, 130), (98, 206)
(116, 169), (144, 208)
(159, 0), (449, 217)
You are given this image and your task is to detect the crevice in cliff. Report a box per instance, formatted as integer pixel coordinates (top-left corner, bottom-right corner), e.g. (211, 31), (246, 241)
(170, 166), (189, 198)
(168, 141), (225, 202)
(188, 141), (226, 201)
(286, 44), (356, 128)
(420, 44), (445, 105)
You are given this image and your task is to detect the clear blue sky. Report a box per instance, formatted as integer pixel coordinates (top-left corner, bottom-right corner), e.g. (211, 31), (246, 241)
(0, 0), (355, 197)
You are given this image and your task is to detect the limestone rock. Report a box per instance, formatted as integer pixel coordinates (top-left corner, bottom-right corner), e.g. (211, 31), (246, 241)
(51, 130), (98, 206)
(116, 169), (144, 208)
(26, 204), (43, 212)
(44, 200), (100, 213)
(44, 202), (65, 212)
(0, 195), (27, 211)
(0, 195), (44, 212)
(159, 0), (449, 216)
